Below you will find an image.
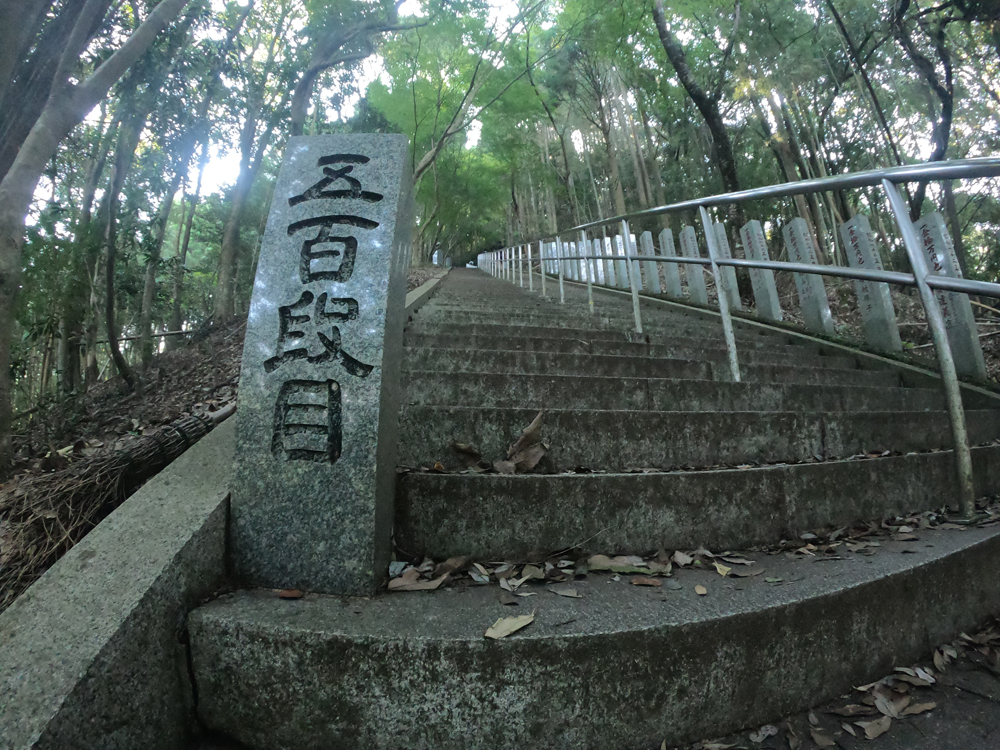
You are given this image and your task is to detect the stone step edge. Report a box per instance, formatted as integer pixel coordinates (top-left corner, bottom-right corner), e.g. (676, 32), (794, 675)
(399, 404), (979, 418)
(399, 368), (941, 392)
(396, 444), (1000, 559)
(188, 525), (1000, 750)
(401, 347), (885, 375)
(559, 275), (1000, 404)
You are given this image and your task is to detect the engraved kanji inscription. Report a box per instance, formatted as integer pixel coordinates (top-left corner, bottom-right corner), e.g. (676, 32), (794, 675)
(288, 154), (385, 206)
(263, 290), (374, 376)
(288, 214), (380, 284)
(271, 379), (342, 463)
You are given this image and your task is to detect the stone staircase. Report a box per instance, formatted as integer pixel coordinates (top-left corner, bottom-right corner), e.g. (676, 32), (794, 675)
(188, 267), (1000, 749)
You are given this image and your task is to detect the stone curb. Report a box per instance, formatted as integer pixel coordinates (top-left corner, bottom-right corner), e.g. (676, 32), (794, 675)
(404, 268), (450, 319)
(0, 418), (234, 750)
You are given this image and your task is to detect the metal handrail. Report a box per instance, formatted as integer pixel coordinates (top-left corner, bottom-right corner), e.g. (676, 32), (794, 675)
(523, 156), (1000, 240)
(480, 158), (1000, 518)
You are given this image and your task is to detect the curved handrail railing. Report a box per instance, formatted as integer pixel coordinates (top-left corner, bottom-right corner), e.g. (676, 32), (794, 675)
(478, 158), (1000, 519)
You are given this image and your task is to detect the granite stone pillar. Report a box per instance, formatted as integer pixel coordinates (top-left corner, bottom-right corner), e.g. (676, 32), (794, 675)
(640, 231), (662, 294)
(230, 134), (412, 596)
(782, 218), (834, 335)
(679, 226), (708, 304)
(658, 228), (683, 298)
(914, 212), (987, 379)
(614, 235), (629, 289)
(839, 214), (902, 353)
(712, 222), (742, 312)
(739, 220), (783, 322)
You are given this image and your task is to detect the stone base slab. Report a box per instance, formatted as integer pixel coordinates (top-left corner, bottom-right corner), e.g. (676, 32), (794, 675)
(189, 526), (1000, 750)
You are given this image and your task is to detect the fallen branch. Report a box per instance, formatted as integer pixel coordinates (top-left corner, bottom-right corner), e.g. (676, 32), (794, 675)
(0, 406), (234, 612)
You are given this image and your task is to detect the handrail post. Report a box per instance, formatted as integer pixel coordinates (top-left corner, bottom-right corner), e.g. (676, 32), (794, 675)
(518, 245), (524, 287)
(556, 236), (566, 303)
(699, 207), (742, 382)
(882, 179), (976, 518)
(581, 229), (594, 314)
(540, 241), (547, 297)
(527, 243), (533, 291)
(621, 220), (643, 333)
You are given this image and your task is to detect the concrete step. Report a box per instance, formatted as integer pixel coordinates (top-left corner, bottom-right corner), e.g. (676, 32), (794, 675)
(409, 311), (786, 344)
(397, 444), (1000, 558)
(404, 334), (864, 370)
(405, 319), (793, 348)
(397, 406), (1000, 470)
(188, 526), (1000, 750)
(404, 332), (822, 360)
(402, 371), (953, 412)
(402, 347), (713, 380)
(401, 347), (902, 386)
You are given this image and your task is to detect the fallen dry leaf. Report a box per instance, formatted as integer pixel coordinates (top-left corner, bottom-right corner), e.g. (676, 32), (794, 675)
(828, 704), (876, 717)
(855, 715), (891, 739)
(519, 564), (545, 582)
(695, 585), (708, 596)
(507, 411), (543, 458)
(550, 587), (582, 598)
(388, 571), (449, 592)
(433, 556), (469, 577)
(493, 460), (516, 474)
(510, 442), (547, 472)
(646, 560), (672, 575)
(672, 550), (694, 566)
(485, 613), (535, 639)
(749, 724), (778, 742)
(278, 589), (303, 599)
(809, 729), (836, 748)
(901, 702), (936, 716)
(729, 565), (764, 578)
(714, 561), (732, 577)
(588, 554), (613, 571)
(873, 685), (910, 718)
(631, 576), (662, 587)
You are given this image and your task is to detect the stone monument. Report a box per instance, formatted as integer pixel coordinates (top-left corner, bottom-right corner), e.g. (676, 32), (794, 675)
(839, 214), (902, 353)
(614, 235), (629, 289)
(914, 212), (987, 379)
(639, 231), (662, 294)
(712, 222), (742, 312)
(679, 226), (708, 304)
(230, 134), (412, 596)
(782, 218), (834, 335)
(658, 228), (684, 298)
(739, 220), (783, 322)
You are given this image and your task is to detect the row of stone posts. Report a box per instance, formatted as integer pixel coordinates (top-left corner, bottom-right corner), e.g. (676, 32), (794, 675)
(486, 211), (986, 380)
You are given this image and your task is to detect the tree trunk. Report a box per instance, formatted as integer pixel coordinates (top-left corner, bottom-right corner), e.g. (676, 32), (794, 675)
(652, 0), (741, 227)
(0, 0), (191, 476)
(139, 169), (183, 365)
(104, 115), (144, 390)
(166, 145), (207, 351)
(215, 162), (253, 321)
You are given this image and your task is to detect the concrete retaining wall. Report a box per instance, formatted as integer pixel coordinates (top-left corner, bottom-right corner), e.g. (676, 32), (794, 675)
(0, 418), (234, 750)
